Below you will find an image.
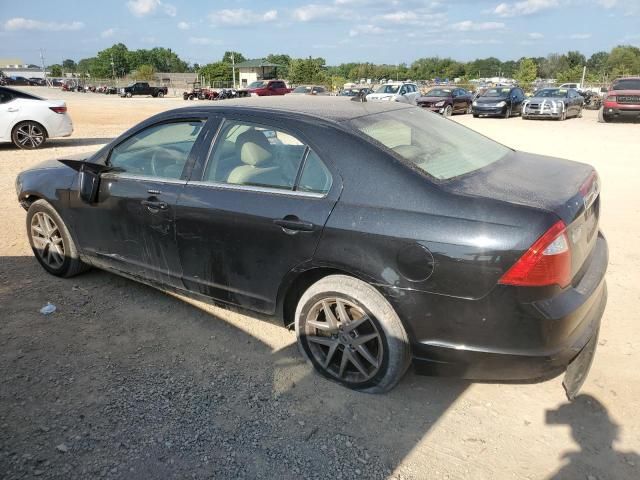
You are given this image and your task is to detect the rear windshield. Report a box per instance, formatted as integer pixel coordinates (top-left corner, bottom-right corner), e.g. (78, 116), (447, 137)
(350, 108), (510, 180)
(612, 79), (640, 90)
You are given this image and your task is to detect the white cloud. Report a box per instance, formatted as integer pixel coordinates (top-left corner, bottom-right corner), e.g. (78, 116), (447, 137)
(596, 0), (617, 7)
(494, 0), (559, 17)
(188, 36), (220, 45)
(349, 24), (387, 37)
(101, 28), (116, 38)
(459, 38), (503, 45)
(528, 32), (544, 38)
(211, 9), (278, 26)
(452, 20), (505, 31)
(292, 4), (339, 22)
(569, 33), (592, 39)
(4, 17), (85, 31)
(127, 0), (176, 17)
(177, 21), (190, 30)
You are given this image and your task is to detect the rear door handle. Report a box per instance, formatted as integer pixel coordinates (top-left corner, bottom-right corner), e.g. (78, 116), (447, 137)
(141, 200), (168, 212)
(273, 217), (315, 233)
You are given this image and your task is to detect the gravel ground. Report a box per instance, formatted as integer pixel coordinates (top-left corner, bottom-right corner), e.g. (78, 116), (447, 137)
(1, 89), (639, 480)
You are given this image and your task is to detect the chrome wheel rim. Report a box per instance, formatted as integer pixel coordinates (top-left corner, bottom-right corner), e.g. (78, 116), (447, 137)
(304, 298), (384, 384)
(31, 212), (65, 269)
(15, 123), (45, 148)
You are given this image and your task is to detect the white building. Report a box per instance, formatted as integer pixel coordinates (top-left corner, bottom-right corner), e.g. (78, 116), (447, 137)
(235, 59), (283, 87)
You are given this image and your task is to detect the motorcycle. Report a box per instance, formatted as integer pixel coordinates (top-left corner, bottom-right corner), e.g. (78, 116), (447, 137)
(217, 88), (238, 100)
(580, 90), (603, 110)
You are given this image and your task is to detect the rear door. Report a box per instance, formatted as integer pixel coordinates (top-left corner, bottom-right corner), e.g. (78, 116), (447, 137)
(71, 115), (210, 287)
(0, 88), (18, 141)
(175, 114), (340, 314)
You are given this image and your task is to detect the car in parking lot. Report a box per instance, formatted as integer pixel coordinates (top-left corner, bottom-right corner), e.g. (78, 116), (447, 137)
(416, 87), (473, 116)
(366, 82), (420, 104)
(602, 77), (640, 122)
(472, 86), (525, 118)
(0, 86), (73, 149)
(16, 97), (607, 395)
(288, 85), (329, 96)
(522, 88), (584, 120)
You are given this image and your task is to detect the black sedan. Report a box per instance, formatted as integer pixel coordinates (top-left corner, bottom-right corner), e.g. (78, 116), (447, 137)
(472, 86), (526, 118)
(16, 97), (607, 395)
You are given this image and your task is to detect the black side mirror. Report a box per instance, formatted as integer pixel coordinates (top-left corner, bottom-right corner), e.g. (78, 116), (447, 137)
(59, 159), (119, 204)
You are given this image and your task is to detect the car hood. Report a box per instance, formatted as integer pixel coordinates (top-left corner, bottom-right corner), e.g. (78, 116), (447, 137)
(526, 96), (566, 103)
(475, 97), (507, 104)
(418, 96), (450, 103)
(25, 152), (93, 172)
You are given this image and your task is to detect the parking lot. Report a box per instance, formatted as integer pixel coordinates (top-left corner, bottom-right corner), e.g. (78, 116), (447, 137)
(1, 90), (639, 479)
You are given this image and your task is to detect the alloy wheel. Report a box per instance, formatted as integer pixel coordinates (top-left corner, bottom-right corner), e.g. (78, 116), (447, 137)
(15, 123), (45, 149)
(303, 298), (384, 384)
(30, 212), (65, 269)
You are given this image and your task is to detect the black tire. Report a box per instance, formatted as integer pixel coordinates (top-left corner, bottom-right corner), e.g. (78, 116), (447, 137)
(126, 92), (132, 98)
(473, 113), (479, 118)
(466, 104), (472, 114)
(295, 275), (411, 393)
(443, 105), (453, 117)
(26, 200), (90, 278)
(504, 106), (511, 119)
(11, 121), (47, 150)
(157, 91), (164, 98)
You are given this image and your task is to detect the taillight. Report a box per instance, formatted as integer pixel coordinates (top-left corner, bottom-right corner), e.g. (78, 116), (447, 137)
(49, 106), (67, 114)
(499, 220), (572, 288)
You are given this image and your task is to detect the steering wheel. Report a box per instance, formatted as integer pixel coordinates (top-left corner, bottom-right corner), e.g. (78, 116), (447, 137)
(150, 147), (182, 176)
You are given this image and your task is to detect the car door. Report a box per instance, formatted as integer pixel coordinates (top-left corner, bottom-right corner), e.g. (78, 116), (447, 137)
(0, 88), (18, 141)
(175, 115), (340, 314)
(70, 115), (210, 287)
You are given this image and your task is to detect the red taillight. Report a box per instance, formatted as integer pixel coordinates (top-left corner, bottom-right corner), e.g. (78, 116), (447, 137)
(499, 220), (572, 288)
(49, 106), (67, 114)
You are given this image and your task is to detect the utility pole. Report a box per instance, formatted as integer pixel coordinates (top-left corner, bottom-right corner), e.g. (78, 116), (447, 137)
(110, 54), (116, 83)
(231, 52), (236, 89)
(39, 48), (47, 82)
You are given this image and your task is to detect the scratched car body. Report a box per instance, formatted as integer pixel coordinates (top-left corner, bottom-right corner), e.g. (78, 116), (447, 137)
(16, 97), (607, 395)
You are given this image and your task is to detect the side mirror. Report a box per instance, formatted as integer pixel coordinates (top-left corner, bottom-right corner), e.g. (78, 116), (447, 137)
(58, 159), (118, 204)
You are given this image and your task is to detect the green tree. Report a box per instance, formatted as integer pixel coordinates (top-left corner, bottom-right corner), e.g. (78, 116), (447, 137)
(555, 65), (585, 83)
(566, 50), (586, 69)
(222, 51), (246, 64)
(198, 62), (233, 84)
(607, 45), (640, 77)
(62, 59), (76, 73)
(587, 51), (609, 77)
(288, 57), (327, 85)
(133, 64), (156, 81)
(265, 53), (292, 79)
(514, 58), (537, 87)
(49, 64), (63, 77)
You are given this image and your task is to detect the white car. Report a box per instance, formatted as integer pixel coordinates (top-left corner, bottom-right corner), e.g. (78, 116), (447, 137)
(0, 86), (73, 149)
(366, 82), (420, 104)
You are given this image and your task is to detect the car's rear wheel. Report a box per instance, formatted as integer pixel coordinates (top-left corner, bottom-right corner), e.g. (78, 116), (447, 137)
(126, 92), (132, 98)
(295, 275), (411, 393)
(466, 104), (472, 114)
(443, 105), (453, 117)
(27, 200), (89, 278)
(12, 121), (47, 150)
(504, 106), (511, 119)
(157, 91), (164, 98)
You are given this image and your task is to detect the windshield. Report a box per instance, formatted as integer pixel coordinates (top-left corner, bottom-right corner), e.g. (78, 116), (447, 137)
(534, 89), (568, 98)
(350, 108), (510, 180)
(292, 86), (311, 93)
(425, 89), (452, 97)
(248, 81), (266, 89)
(482, 88), (510, 98)
(376, 84), (400, 94)
(612, 79), (640, 90)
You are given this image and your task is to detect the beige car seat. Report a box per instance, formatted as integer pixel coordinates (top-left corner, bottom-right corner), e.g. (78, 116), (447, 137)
(227, 129), (284, 187)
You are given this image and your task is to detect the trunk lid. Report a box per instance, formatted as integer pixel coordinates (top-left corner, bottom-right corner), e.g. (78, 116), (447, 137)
(445, 151), (601, 283)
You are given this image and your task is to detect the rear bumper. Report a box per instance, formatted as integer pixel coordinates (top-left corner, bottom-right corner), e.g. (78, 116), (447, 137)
(383, 232), (608, 381)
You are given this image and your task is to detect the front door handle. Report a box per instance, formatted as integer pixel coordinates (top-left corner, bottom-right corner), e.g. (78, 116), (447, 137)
(273, 217), (314, 233)
(7, 107), (19, 112)
(141, 200), (168, 212)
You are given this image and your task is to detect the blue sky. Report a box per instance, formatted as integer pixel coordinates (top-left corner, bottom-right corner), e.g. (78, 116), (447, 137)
(1, 0), (639, 66)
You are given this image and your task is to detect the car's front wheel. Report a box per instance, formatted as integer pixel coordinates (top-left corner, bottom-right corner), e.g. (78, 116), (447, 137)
(295, 275), (411, 393)
(26, 200), (90, 278)
(443, 105), (453, 117)
(12, 121), (47, 150)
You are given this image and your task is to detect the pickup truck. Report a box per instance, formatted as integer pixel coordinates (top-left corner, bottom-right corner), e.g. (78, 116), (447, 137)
(241, 80), (292, 96)
(120, 82), (168, 98)
(602, 76), (640, 122)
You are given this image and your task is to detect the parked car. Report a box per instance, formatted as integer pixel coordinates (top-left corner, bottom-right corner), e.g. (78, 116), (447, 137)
(0, 86), (73, 149)
(472, 86), (525, 118)
(338, 87), (373, 97)
(366, 82), (420, 104)
(120, 82), (168, 98)
(602, 77), (640, 123)
(559, 82), (582, 92)
(28, 78), (46, 86)
(416, 87), (473, 116)
(4, 76), (31, 86)
(522, 88), (584, 120)
(241, 80), (292, 96)
(16, 97), (607, 396)
(289, 85), (329, 96)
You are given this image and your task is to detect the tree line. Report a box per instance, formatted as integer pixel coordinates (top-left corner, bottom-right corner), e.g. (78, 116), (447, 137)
(48, 43), (640, 86)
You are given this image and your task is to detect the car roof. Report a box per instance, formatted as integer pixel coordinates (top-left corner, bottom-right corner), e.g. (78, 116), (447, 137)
(169, 96), (414, 123)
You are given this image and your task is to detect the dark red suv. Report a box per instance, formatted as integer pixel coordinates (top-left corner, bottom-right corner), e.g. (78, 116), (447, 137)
(602, 77), (640, 122)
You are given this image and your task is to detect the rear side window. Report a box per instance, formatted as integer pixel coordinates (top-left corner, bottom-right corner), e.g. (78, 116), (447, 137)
(298, 150), (332, 194)
(351, 108), (510, 181)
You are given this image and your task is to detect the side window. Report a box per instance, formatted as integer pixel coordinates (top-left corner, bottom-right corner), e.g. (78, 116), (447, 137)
(203, 121), (307, 190)
(399, 86), (407, 95)
(298, 150), (332, 195)
(109, 120), (204, 179)
(0, 89), (13, 104)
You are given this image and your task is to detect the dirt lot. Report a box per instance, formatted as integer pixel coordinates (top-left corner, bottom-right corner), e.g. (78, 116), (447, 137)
(1, 89), (639, 480)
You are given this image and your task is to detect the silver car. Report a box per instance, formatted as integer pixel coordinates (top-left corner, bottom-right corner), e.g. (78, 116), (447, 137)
(522, 88), (584, 121)
(366, 82), (420, 104)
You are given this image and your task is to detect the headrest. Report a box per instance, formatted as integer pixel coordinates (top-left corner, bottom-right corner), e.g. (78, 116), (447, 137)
(237, 129), (273, 166)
